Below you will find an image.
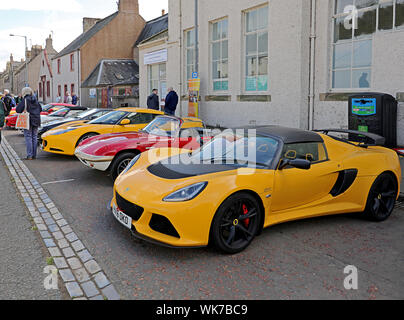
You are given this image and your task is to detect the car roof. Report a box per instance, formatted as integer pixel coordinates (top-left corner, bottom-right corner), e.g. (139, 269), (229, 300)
(116, 107), (164, 114)
(251, 126), (324, 144)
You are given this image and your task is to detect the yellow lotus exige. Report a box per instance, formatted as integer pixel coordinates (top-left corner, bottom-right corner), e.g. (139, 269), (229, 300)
(41, 108), (163, 156)
(111, 126), (401, 254)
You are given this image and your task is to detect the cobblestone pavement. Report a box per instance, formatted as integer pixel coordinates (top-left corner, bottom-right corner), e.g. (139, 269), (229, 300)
(2, 129), (404, 300)
(0, 137), (120, 300)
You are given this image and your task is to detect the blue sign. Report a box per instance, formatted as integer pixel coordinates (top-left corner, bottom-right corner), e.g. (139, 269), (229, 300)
(192, 72), (198, 79)
(352, 98), (377, 116)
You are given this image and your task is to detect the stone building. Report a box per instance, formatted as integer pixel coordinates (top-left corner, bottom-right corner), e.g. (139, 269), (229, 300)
(52, 0), (146, 107)
(0, 54), (24, 94)
(137, 0), (404, 145)
(37, 35), (58, 104)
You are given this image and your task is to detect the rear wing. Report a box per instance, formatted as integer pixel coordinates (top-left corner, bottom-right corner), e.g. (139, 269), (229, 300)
(314, 129), (385, 148)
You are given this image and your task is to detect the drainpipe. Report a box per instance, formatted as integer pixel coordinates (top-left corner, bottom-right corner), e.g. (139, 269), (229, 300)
(194, 0), (199, 74)
(179, 0), (183, 117)
(308, 0), (316, 130)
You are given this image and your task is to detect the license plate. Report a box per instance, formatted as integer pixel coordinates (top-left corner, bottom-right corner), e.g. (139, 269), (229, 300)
(112, 204), (132, 229)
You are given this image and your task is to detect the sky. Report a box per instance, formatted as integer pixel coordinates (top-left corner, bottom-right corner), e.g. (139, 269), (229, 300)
(0, 0), (168, 71)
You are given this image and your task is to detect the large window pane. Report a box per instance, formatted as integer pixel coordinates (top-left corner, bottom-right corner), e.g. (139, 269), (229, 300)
(246, 10), (258, 32)
(258, 56), (268, 76)
(212, 22), (220, 41)
(187, 29), (195, 46)
(257, 6), (269, 29)
(378, 1), (393, 30)
(221, 19), (228, 39)
(333, 70), (351, 88)
(355, 0), (378, 9)
(335, 0), (353, 14)
(221, 60), (228, 78)
(353, 40), (372, 68)
(246, 34), (257, 55)
(222, 40), (228, 59)
(212, 42), (220, 61)
(397, 0), (404, 28)
(354, 8), (376, 38)
(257, 76), (268, 91)
(246, 57), (257, 76)
(334, 16), (352, 42)
(246, 77), (257, 91)
(258, 32), (268, 54)
(352, 69), (371, 88)
(333, 42), (352, 69)
(187, 48), (194, 64)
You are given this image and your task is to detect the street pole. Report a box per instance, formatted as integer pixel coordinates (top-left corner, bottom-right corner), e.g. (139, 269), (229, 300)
(194, 0), (198, 73)
(10, 34), (29, 90)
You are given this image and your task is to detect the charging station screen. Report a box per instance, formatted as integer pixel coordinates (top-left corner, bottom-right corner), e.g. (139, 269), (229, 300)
(352, 98), (377, 116)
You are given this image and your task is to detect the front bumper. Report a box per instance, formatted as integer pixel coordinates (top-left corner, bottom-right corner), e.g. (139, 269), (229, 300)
(75, 149), (113, 171)
(109, 190), (213, 248)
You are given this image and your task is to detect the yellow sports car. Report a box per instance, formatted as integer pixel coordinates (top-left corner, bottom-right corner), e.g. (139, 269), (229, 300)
(41, 108), (163, 156)
(111, 126), (401, 253)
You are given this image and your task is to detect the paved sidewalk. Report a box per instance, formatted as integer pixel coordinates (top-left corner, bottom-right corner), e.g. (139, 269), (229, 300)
(0, 149), (62, 299)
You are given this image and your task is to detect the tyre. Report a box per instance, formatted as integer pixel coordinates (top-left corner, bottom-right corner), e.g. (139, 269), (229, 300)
(210, 193), (262, 254)
(364, 173), (397, 222)
(110, 152), (138, 181)
(76, 133), (98, 147)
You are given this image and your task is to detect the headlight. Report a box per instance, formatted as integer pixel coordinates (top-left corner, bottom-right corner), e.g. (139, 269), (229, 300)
(51, 128), (77, 136)
(121, 154), (141, 175)
(163, 182), (208, 202)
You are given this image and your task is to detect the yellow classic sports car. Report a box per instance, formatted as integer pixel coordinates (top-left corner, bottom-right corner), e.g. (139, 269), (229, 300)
(110, 126), (401, 254)
(41, 108), (163, 156)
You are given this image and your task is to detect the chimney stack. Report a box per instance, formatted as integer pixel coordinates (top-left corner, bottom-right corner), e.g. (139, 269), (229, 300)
(118, 0), (139, 14)
(83, 17), (101, 33)
(10, 53), (14, 63)
(45, 34), (54, 50)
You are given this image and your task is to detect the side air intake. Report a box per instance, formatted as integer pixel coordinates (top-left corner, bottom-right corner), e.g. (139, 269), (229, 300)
(330, 169), (358, 197)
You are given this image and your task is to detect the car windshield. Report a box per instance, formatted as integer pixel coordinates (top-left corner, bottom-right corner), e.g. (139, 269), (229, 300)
(190, 132), (280, 167)
(42, 104), (55, 111)
(142, 117), (181, 137)
(89, 111), (127, 125)
(74, 109), (97, 119)
(49, 108), (69, 117)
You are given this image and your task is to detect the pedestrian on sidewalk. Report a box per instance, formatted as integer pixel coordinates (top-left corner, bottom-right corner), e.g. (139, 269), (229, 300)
(147, 89), (160, 110)
(1, 89), (16, 116)
(72, 92), (79, 105)
(65, 91), (73, 104)
(164, 87), (178, 116)
(0, 97), (5, 144)
(16, 87), (42, 160)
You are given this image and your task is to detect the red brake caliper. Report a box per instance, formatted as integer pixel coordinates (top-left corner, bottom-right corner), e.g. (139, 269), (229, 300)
(242, 204), (250, 227)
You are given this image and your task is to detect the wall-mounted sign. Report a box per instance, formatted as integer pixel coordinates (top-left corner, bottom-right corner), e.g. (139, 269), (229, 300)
(352, 98), (377, 116)
(144, 49), (168, 65)
(89, 88), (96, 98)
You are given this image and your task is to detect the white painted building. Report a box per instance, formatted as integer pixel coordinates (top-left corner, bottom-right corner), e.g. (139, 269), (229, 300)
(38, 36), (58, 104)
(138, 0), (404, 145)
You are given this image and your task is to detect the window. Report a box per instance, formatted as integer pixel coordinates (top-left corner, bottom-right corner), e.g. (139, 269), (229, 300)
(70, 54), (74, 71)
(282, 143), (328, 164)
(125, 112), (156, 124)
(64, 85), (68, 95)
(71, 84), (75, 95)
(148, 63), (167, 104)
(57, 59), (61, 74)
(46, 81), (50, 97)
(58, 85), (61, 97)
(185, 29), (197, 82)
(332, 0), (404, 89)
(244, 5), (269, 92)
(39, 83), (42, 98)
(211, 18), (229, 91)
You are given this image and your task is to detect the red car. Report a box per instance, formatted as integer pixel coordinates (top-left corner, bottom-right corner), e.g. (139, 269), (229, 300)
(41, 103), (77, 115)
(5, 113), (18, 128)
(75, 116), (211, 180)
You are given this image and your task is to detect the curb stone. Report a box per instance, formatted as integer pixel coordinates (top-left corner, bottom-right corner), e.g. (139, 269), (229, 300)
(0, 138), (121, 300)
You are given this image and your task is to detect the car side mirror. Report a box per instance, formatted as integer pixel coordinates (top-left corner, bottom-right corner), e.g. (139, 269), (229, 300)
(120, 119), (130, 125)
(279, 159), (311, 170)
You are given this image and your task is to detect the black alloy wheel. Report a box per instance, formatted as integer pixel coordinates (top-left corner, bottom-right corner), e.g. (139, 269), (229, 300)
(110, 152), (138, 181)
(211, 193), (261, 254)
(365, 173), (397, 222)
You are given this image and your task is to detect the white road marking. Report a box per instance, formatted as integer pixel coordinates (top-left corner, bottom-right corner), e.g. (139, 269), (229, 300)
(42, 179), (75, 186)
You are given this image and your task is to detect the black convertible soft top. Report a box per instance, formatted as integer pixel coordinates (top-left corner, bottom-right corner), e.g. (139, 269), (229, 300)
(251, 126), (324, 144)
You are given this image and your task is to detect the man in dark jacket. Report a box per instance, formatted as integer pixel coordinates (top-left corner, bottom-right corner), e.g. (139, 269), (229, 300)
(164, 87), (179, 116)
(147, 89), (160, 110)
(16, 87), (42, 160)
(1, 89), (16, 116)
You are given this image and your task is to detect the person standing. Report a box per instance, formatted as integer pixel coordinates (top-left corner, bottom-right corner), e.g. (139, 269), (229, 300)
(147, 89), (160, 110)
(72, 92), (79, 105)
(0, 97), (5, 144)
(56, 95), (62, 103)
(164, 87), (179, 116)
(1, 89), (16, 116)
(66, 92), (73, 104)
(16, 87), (42, 160)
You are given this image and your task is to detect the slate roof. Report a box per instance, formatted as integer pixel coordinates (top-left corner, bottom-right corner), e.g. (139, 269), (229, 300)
(54, 12), (119, 59)
(81, 59), (139, 88)
(134, 13), (168, 46)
